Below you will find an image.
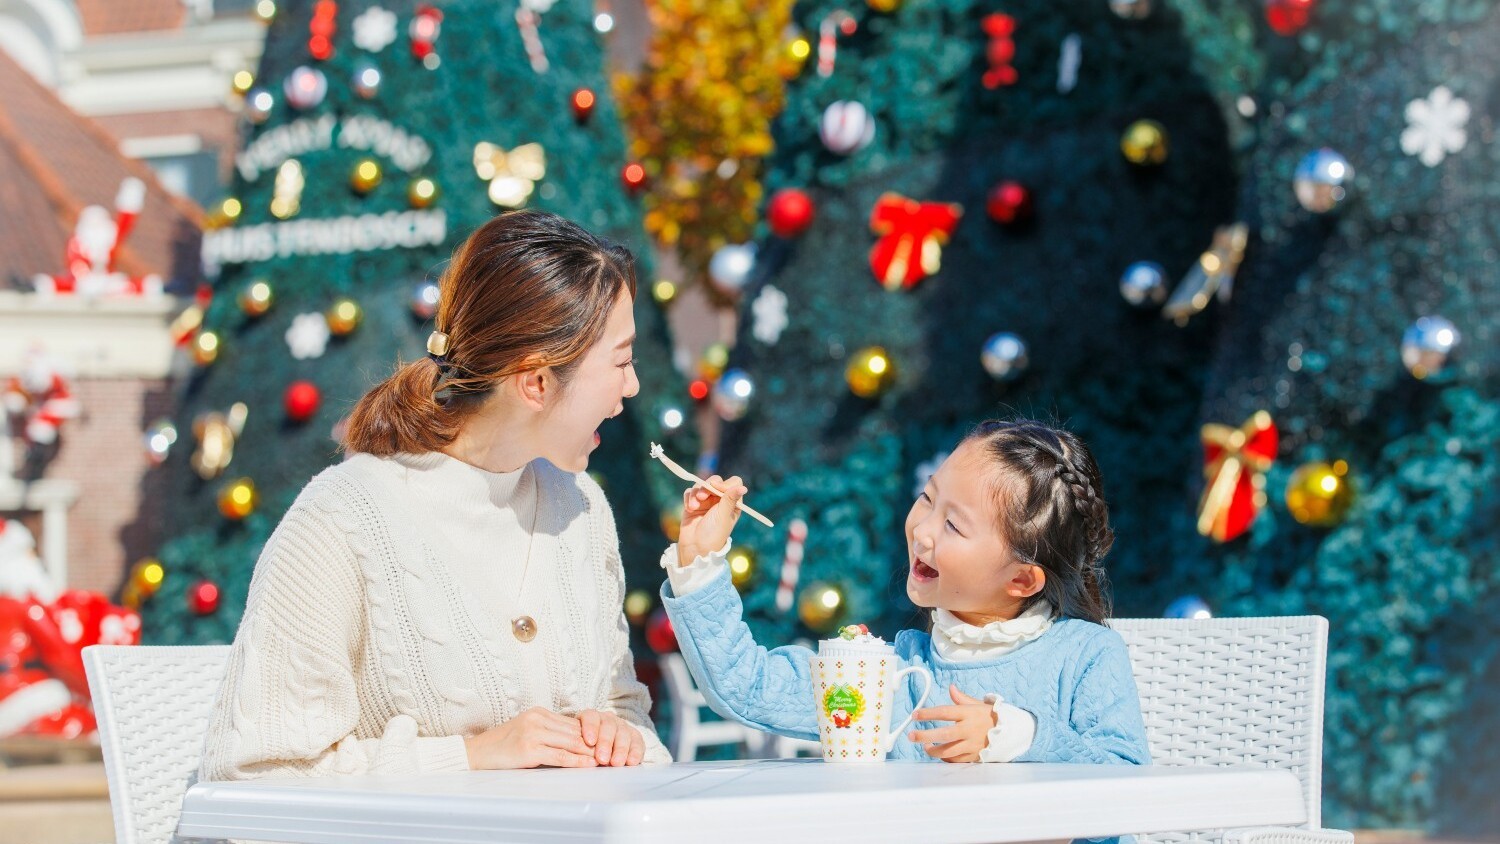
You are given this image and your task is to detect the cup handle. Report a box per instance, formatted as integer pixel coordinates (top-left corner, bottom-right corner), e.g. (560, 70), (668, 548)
(884, 665), (935, 753)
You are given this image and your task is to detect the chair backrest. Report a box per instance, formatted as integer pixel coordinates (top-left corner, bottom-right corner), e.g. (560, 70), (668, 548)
(82, 644), (230, 844)
(1112, 616), (1328, 843)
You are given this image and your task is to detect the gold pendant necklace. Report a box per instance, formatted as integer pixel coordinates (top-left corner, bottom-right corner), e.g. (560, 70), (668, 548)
(511, 470), (542, 643)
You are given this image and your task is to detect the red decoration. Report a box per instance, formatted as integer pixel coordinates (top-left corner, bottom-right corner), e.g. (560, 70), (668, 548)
(768, 188), (816, 238)
(409, 4), (443, 60)
(309, 0), (337, 60)
(622, 163), (648, 192)
(985, 181), (1033, 226)
(1265, 0), (1315, 35)
(3, 350), (80, 447)
(0, 588), (139, 739)
(868, 193), (963, 290)
(981, 14), (1018, 88)
(35, 178), (162, 297)
(688, 379), (711, 402)
(645, 609), (678, 654)
(284, 380), (322, 423)
(572, 88), (596, 122)
(190, 581), (221, 616)
(1197, 411), (1279, 543)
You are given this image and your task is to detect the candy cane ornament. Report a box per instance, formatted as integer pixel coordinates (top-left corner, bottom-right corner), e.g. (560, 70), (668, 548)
(517, 0), (555, 74)
(776, 519), (809, 613)
(817, 10), (857, 78)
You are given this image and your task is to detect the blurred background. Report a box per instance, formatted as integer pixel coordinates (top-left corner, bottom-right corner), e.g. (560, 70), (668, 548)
(0, 0), (1494, 841)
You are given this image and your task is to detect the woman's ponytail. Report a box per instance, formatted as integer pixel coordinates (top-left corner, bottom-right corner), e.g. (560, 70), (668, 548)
(343, 357), (462, 455)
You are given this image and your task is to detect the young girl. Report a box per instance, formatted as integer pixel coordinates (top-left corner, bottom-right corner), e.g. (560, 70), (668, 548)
(661, 419), (1150, 770)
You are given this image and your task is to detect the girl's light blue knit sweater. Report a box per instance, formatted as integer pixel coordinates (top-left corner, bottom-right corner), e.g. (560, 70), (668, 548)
(661, 568), (1152, 842)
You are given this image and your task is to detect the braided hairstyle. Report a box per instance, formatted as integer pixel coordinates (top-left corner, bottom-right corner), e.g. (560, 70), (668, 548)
(964, 419), (1115, 624)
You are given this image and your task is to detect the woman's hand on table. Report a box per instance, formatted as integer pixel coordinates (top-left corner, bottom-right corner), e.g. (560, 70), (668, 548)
(576, 709), (645, 766)
(677, 474), (747, 566)
(464, 707), (598, 769)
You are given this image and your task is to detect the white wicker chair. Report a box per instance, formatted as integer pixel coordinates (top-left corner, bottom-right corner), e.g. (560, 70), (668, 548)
(1113, 616), (1353, 844)
(82, 644), (231, 844)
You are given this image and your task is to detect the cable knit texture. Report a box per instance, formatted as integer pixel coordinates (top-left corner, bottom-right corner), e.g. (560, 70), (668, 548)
(660, 567), (1150, 844)
(199, 451), (670, 781)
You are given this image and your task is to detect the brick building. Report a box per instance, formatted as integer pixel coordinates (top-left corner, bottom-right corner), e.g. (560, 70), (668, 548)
(0, 46), (201, 597)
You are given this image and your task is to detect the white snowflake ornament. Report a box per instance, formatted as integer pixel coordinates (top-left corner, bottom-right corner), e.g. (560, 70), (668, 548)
(913, 451), (949, 497)
(751, 285), (789, 345)
(286, 312), (331, 360)
(1400, 85), (1469, 167)
(353, 6), (398, 53)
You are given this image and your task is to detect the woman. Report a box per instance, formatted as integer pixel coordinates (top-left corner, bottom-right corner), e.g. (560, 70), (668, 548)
(200, 210), (670, 779)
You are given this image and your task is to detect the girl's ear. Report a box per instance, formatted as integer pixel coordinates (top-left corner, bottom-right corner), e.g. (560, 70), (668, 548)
(1006, 563), (1047, 599)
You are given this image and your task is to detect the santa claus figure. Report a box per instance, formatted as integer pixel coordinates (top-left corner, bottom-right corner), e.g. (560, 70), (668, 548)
(0, 519), (57, 604)
(3, 348), (80, 451)
(33, 177), (163, 297)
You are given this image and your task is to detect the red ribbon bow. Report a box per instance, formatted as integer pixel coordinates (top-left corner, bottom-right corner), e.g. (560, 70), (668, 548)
(1197, 411), (1278, 543)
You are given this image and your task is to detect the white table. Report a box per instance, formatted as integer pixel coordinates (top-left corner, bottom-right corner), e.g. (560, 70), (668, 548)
(177, 758), (1307, 844)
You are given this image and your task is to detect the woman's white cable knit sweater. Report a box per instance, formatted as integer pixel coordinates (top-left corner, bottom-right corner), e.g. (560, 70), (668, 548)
(198, 451), (671, 780)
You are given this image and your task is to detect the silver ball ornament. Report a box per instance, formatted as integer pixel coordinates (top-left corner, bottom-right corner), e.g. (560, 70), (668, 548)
(1293, 148), (1353, 213)
(1401, 315), (1460, 380)
(1120, 261), (1168, 307)
(711, 369), (755, 422)
(980, 332), (1029, 381)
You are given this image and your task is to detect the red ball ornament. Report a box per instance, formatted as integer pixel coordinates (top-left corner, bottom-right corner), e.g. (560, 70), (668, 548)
(622, 162), (647, 192)
(688, 378), (711, 402)
(284, 380), (321, 423)
(189, 581), (221, 615)
(986, 180), (1034, 226)
(572, 88), (596, 122)
(1264, 0), (1315, 35)
(768, 188), (816, 238)
(645, 609), (678, 654)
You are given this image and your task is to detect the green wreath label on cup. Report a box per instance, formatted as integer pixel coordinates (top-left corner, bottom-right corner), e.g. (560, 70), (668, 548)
(823, 684), (865, 728)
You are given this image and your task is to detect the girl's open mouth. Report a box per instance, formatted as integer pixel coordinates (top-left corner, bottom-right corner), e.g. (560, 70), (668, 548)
(912, 559), (939, 581)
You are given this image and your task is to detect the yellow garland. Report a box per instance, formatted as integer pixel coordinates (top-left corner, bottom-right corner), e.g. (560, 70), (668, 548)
(614, 0), (797, 292)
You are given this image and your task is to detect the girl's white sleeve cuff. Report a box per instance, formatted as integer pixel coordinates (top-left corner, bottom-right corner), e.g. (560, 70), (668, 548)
(659, 539), (733, 596)
(978, 693), (1037, 763)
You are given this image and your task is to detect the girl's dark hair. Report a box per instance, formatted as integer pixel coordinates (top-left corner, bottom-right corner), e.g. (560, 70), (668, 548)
(344, 210), (637, 455)
(963, 419), (1115, 624)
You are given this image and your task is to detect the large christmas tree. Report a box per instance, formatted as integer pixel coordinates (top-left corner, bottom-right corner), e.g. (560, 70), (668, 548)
(142, 0), (690, 644)
(714, 0), (1495, 831)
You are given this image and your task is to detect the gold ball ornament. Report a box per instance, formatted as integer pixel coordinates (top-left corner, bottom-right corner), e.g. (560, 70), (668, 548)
(192, 331), (221, 366)
(798, 581), (847, 633)
(218, 477), (259, 521)
(326, 298), (363, 336)
(660, 502), (684, 542)
(699, 342), (731, 381)
(624, 590), (653, 627)
(238, 280), (274, 318)
(408, 177), (439, 208)
(1121, 120), (1169, 166)
(231, 70), (255, 95)
(652, 279), (678, 306)
(350, 158), (383, 194)
(1285, 460), (1355, 527)
(867, 0), (901, 11)
(846, 346), (896, 398)
(121, 557), (166, 608)
(727, 546), (757, 591)
(780, 30), (812, 78)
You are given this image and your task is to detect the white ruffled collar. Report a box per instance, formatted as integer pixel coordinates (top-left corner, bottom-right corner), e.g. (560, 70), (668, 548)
(930, 601), (1054, 662)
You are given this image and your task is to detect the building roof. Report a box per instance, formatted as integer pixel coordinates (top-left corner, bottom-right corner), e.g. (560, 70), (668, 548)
(74, 0), (186, 37)
(0, 49), (203, 290)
